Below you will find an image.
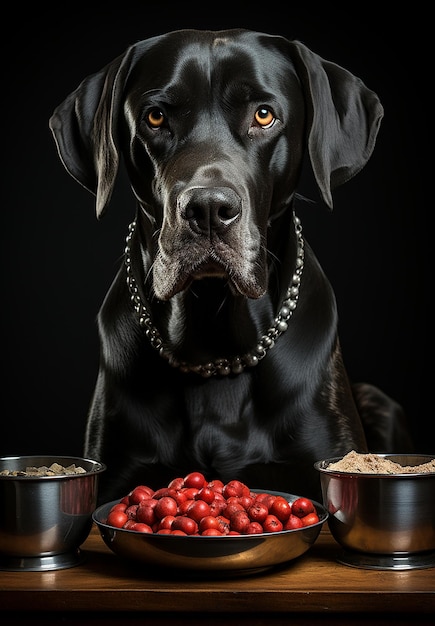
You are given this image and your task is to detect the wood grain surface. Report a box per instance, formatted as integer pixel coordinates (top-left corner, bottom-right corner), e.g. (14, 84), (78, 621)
(1, 524), (434, 625)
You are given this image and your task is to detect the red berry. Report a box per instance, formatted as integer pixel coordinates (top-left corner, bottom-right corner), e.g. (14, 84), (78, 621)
(199, 515), (221, 533)
(230, 510), (251, 533)
(183, 471), (206, 490)
(187, 499), (211, 522)
(283, 514), (304, 530)
(292, 497), (315, 518)
(155, 496), (178, 519)
(263, 514), (283, 533)
(247, 502), (269, 524)
(106, 510), (128, 528)
(195, 486), (215, 504)
(129, 486), (153, 505)
(245, 521), (264, 535)
(301, 512), (320, 527)
(222, 479), (248, 499)
(270, 496), (292, 522)
(171, 516), (198, 535)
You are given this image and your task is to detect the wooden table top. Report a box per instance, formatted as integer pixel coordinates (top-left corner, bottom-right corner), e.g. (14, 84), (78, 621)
(1, 524), (434, 624)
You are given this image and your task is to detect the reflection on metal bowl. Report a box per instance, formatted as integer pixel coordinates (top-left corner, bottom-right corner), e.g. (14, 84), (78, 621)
(93, 491), (328, 574)
(0, 455), (106, 571)
(314, 454), (435, 570)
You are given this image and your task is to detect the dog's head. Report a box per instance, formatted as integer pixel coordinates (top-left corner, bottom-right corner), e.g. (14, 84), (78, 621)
(50, 29), (382, 302)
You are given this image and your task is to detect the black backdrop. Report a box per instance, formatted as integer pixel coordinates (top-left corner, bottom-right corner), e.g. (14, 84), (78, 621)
(2, 7), (430, 457)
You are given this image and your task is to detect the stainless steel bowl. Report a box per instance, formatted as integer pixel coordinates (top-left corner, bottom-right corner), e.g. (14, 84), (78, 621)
(314, 454), (435, 570)
(93, 490), (328, 574)
(0, 455), (106, 571)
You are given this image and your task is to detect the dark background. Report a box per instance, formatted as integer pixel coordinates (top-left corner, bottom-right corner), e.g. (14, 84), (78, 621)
(1, 7), (430, 457)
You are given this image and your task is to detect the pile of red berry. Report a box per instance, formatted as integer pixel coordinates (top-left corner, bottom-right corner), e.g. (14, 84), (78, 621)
(105, 471), (320, 535)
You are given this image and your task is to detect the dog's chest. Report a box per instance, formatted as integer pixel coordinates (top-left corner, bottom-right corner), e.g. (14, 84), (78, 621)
(171, 375), (283, 464)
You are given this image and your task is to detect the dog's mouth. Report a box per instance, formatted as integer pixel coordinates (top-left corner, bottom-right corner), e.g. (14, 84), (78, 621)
(179, 260), (235, 294)
(152, 234), (266, 301)
(159, 257), (263, 300)
(191, 261), (228, 280)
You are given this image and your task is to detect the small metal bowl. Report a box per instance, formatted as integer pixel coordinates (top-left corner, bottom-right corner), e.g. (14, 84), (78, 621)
(0, 455), (106, 571)
(93, 490), (328, 575)
(314, 454), (435, 570)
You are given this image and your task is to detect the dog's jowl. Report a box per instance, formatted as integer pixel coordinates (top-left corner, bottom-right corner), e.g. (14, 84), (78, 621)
(50, 29), (413, 503)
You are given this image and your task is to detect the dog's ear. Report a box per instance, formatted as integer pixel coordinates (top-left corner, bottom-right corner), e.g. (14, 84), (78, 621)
(49, 47), (136, 218)
(288, 40), (384, 209)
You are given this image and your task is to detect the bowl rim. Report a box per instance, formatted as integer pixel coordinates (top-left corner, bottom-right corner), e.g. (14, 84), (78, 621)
(93, 489), (328, 540)
(314, 453), (435, 477)
(0, 455), (106, 479)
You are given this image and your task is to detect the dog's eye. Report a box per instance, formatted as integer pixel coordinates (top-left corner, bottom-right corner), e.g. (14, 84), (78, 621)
(146, 108), (165, 129)
(254, 107), (275, 129)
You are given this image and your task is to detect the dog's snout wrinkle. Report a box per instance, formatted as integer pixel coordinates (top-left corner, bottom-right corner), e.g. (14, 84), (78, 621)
(180, 187), (241, 235)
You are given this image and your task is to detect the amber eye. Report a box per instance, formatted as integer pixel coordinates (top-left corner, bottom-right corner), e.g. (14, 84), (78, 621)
(146, 108), (165, 128)
(254, 107), (275, 128)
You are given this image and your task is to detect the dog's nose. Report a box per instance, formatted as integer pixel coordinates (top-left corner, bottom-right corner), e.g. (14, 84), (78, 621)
(180, 187), (241, 235)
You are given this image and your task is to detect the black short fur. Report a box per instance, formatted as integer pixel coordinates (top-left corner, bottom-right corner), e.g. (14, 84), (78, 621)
(50, 29), (413, 503)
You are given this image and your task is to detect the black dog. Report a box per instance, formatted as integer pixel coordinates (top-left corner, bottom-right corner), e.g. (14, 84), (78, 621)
(50, 29), (412, 503)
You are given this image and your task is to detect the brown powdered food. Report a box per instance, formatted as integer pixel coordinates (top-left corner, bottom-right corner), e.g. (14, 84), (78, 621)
(327, 451), (435, 474)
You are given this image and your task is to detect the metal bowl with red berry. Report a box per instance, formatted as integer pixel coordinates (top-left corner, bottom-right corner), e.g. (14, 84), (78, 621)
(92, 471), (328, 574)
